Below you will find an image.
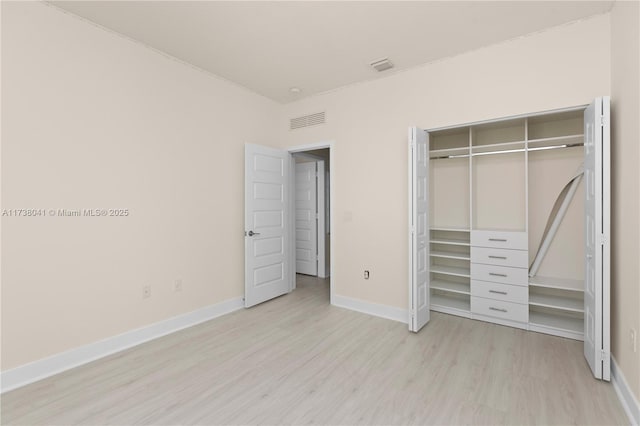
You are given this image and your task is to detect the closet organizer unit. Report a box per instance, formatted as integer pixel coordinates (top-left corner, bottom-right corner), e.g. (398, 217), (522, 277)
(408, 98), (610, 380)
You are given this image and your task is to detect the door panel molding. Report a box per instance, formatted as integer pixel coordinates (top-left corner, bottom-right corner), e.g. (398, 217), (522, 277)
(295, 161), (318, 276)
(245, 144), (291, 307)
(409, 127), (430, 332)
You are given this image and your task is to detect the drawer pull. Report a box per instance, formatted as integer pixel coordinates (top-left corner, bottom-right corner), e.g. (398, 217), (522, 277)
(489, 290), (508, 295)
(489, 307), (508, 313)
(489, 238), (507, 242)
(488, 255), (507, 260)
(489, 272), (507, 277)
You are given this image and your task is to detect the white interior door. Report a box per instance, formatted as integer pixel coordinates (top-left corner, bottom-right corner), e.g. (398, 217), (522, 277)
(409, 127), (430, 332)
(245, 144), (291, 307)
(295, 161), (318, 276)
(583, 97), (610, 380)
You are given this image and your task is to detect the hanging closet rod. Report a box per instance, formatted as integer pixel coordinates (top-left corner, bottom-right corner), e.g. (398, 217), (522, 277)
(430, 143), (584, 160)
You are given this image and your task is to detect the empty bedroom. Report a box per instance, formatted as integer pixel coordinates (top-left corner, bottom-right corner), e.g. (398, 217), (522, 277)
(1, 1), (639, 425)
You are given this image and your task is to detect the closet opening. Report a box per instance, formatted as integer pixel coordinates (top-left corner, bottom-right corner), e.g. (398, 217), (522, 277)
(409, 98), (610, 380)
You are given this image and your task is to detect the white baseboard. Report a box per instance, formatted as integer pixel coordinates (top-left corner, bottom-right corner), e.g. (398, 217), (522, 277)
(612, 356), (640, 426)
(1, 297), (243, 393)
(332, 294), (408, 324)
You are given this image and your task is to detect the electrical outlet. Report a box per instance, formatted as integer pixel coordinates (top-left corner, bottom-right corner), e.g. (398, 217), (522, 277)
(142, 285), (151, 299)
(174, 279), (183, 292)
(631, 328), (637, 353)
(364, 270), (370, 280)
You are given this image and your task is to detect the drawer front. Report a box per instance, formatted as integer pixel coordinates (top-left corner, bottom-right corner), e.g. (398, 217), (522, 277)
(471, 247), (528, 268)
(471, 280), (528, 304)
(471, 230), (528, 250)
(471, 263), (528, 286)
(471, 296), (528, 323)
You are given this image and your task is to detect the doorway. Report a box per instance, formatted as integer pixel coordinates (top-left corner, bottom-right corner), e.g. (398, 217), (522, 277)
(244, 142), (333, 308)
(289, 144), (332, 301)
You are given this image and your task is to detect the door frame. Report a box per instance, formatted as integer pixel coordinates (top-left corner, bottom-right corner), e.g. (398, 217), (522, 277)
(288, 141), (334, 303)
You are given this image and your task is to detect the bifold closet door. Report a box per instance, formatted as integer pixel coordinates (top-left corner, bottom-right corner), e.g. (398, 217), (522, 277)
(583, 97), (610, 380)
(409, 127), (430, 332)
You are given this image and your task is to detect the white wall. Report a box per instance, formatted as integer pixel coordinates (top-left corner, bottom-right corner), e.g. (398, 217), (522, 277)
(610, 0), (640, 403)
(1, 2), (279, 370)
(277, 14), (611, 311)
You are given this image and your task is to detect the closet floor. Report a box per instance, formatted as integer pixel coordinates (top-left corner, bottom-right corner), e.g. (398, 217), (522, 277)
(1, 275), (628, 425)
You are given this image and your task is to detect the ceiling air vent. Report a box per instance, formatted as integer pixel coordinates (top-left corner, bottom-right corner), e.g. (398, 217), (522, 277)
(290, 111), (326, 130)
(370, 58), (394, 72)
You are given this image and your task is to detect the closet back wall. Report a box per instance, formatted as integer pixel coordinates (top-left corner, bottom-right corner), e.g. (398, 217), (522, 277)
(1, 2), (280, 370)
(277, 14), (610, 313)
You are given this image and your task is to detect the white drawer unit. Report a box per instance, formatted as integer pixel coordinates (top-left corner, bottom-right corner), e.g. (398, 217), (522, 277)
(471, 296), (528, 323)
(470, 230), (530, 328)
(471, 230), (528, 250)
(471, 263), (528, 287)
(471, 280), (528, 304)
(471, 246), (529, 268)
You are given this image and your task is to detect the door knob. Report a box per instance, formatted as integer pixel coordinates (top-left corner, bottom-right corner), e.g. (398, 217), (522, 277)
(248, 230), (260, 236)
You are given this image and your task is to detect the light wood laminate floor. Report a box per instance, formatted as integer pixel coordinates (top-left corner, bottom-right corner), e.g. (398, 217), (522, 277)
(1, 275), (628, 425)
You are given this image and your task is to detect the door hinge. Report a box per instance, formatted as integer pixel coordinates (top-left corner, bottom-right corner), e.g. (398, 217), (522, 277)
(600, 350), (609, 364)
(600, 117), (606, 126)
(316, 213), (319, 219)
(599, 234), (607, 245)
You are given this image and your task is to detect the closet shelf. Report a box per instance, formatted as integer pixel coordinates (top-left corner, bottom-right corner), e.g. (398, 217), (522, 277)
(466, 134), (585, 152)
(529, 293), (584, 313)
(432, 135), (585, 159)
(529, 276), (583, 292)
(527, 133), (584, 149)
(430, 250), (470, 260)
(431, 265), (471, 278)
(529, 311), (583, 334)
(431, 293), (471, 312)
(429, 147), (469, 158)
(430, 227), (470, 233)
(472, 140), (526, 153)
(430, 238), (471, 246)
(430, 280), (470, 295)
(430, 228), (471, 246)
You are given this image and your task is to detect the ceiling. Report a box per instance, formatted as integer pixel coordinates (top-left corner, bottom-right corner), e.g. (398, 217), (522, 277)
(51, 1), (613, 103)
